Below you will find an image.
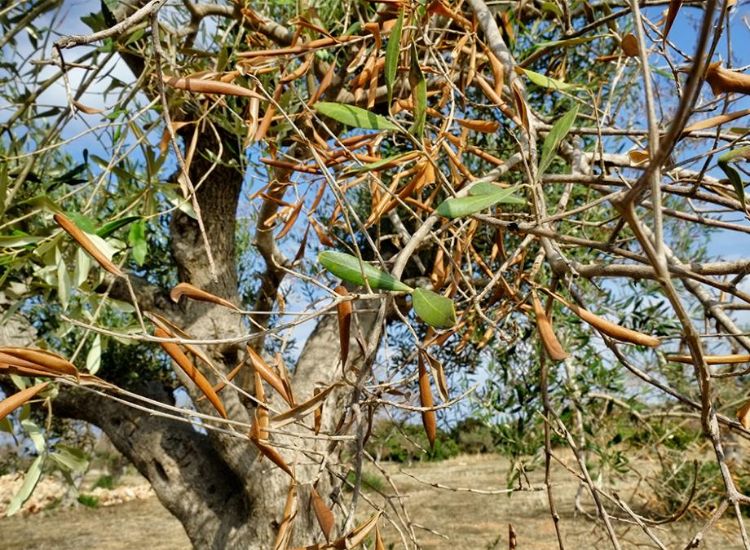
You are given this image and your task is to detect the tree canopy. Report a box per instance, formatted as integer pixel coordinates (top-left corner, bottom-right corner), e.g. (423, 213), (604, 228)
(2, 0), (750, 547)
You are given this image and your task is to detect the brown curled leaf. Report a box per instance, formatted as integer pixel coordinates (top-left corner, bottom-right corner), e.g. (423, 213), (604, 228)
(255, 369), (269, 440)
(154, 327), (227, 418)
(620, 33), (639, 57)
(334, 286), (352, 368)
(666, 353), (750, 365)
(273, 480), (298, 550)
(0, 382), (49, 422)
(705, 62), (750, 96)
(559, 301), (660, 347)
(247, 346), (294, 405)
(249, 434), (294, 478)
(169, 282), (240, 311)
(311, 487), (335, 542)
(162, 75), (264, 99)
(270, 384), (338, 429)
(455, 118), (501, 133)
(331, 511), (382, 549)
(0, 347), (78, 377)
(683, 108), (750, 133)
(737, 399), (750, 429)
(418, 357), (437, 448)
(375, 524), (385, 550)
(54, 213), (123, 277)
(532, 292), (569, 362)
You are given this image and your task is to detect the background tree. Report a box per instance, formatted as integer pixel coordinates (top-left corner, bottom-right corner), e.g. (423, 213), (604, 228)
(2, 0), (750, 548)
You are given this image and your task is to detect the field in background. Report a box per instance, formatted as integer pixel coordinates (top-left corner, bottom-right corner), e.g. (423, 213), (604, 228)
(0, 453), (744, 549)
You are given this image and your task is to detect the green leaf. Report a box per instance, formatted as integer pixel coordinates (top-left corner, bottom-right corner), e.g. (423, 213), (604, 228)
(436, 186), (525, 218)
(128, 220), (147, 266)
(719, 161), (746, 210)
(49, 445), (89, 474)
(67, 213), (97, 234)
(6, 454), (44, 516)
(97, 216), (141, 238)
(519, 68), (578, 91)
(386, 10), (404, 107)
(535, 35), (604, 50)
(314, 102), (399, 131)
(344, 152), (417, 175)
(0, 233), (44, 248)
(412, 288), (457, 329)
(718, 145), (750, 164)
(539, 105), (579, 175)
(86, 334), (102, 374)
(318, 251), (413, 292)
(718, 146), (750, 211)
(409, 43), (427, 139)
(540, 2), (563, 17)
(21, 419), (45, 454)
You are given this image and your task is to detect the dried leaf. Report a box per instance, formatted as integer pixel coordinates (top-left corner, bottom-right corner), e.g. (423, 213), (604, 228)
(737, 400), (750, 429)
(273, 481), (298, 550)
(455, 118), (500, 133)
(0, 382), (48, 422)
(666, 353), (750, 365)
(247, 346), (294, 405)
(705, 62), (750, 96)
(620, 33), (639, 57)
(270, 384), (338, 429)
(334, 286), (352, 367)
(683, 108), (750, 133)
(331, 512), (382, 549)
(0, 348), (77, 377)
(532, 293), (569, 361)
(162, 75), (263, 99)
(375, 524), (386, 550)
(54, 213), (123, 277)
(255, 370), (269, 440)
(311, 487), (335, 542)
(250, 435), (295, 478)
(409, 42), (427, 139)
(169, 282), (240, 311)
(628, 150), (650, 165)
(154, 327), (227, 418)
(73, 100), (104, 115)
(562, 300), (660, 347)
(418, 359), (437, 447)
(421, 350), (449, 402)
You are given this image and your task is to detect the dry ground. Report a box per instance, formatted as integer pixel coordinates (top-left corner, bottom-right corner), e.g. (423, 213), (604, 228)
(0, 453), (744, 549)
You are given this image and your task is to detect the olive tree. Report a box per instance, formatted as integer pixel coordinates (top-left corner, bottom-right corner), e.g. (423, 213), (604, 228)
(2, 0), (750, 548)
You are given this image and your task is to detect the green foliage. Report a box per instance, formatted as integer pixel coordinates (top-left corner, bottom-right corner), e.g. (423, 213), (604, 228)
(366, 421), (459, 463)
(77, 494), (100, 508)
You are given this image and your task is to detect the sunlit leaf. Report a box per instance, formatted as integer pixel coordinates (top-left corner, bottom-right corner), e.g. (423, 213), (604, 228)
(6, 454), (44, 516)
(318, 251), (413, 292)
(412, 288), (456, 329)
(314, 102), (399, 131)
(517, 67), (578, 91)
(539, 105), (579, 175)
(436, 186), (525, 218)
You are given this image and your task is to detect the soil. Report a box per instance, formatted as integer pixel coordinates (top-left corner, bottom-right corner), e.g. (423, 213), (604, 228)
(0, 454), (743, 549)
